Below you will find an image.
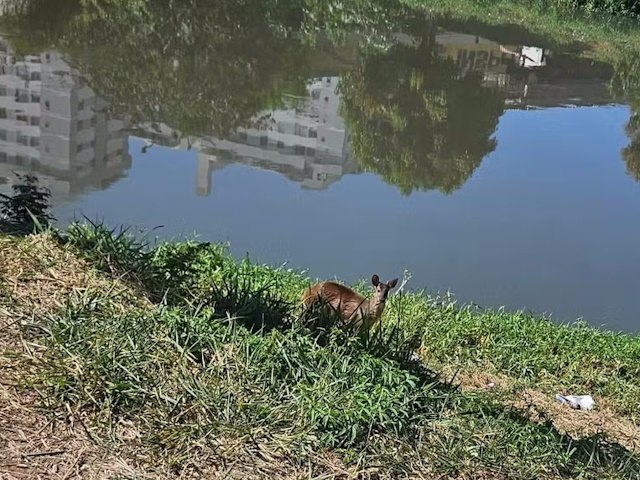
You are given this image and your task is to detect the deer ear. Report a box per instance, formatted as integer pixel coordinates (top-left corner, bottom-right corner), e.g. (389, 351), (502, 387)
(388, 278), (399, 289)
(371, 274), (380, 286)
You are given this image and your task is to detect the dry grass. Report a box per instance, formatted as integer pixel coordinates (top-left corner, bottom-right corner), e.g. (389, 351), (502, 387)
(443, 366), (640, 451)
(0, 233), (149, 320)
(0, 381), (144, 479)
(0, 233), (152, 480)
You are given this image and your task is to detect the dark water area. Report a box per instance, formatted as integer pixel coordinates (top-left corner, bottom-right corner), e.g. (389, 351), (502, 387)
(1, 2), (639, 331)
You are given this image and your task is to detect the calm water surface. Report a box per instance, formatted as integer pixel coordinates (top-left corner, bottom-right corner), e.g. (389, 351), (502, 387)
(1, 5), (639, 331)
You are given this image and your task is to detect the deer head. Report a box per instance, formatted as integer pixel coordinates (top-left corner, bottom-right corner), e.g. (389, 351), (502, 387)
(371, 274), (399, 306)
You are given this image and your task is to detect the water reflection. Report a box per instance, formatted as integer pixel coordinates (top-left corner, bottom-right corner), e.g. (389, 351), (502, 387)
(41, 0), (312, 140)
(0, 24), (630, 200)
(121, 26), (624, 196)
(129, 74), (357, 195)
(610, 50), (640, 180)
(0, 39), (131, 202)
(436, 32), (616, 109)
(120, 27), (620, 197)
(195, 76), (357, 194)
(623, 113), (640, 180)
(1, 1), (636, 196)
(340, 27), (507, 195)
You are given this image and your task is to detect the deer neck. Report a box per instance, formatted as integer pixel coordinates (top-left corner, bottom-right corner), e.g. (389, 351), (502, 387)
(366, 295), (385, 319)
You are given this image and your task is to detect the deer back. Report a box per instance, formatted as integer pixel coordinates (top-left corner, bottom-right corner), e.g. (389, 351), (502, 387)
(302, 281), (371, 326)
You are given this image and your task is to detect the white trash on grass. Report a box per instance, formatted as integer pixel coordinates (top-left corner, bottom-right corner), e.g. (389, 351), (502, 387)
(555, 394), (596, 411)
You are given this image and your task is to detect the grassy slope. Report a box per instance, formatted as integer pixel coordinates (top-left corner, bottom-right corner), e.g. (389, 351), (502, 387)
(1, 225), (640, 479)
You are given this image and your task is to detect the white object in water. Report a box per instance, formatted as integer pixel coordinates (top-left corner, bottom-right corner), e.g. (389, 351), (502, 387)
(555, 394), (595, 411)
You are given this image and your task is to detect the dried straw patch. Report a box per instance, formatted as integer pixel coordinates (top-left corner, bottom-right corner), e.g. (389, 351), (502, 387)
(0, 380), (149, 479)
(173, 441), (358, 479)
(443, 366), (640, 451)
(0, 233), (154, 479)
(514, 389), (640, 451)
(0, 233), (149, 321)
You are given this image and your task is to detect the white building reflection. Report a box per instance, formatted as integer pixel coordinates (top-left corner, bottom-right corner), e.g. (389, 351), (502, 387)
(132, 75), (359, 195)
(194, 76), (357, 195)
(0, 39), (131, 203)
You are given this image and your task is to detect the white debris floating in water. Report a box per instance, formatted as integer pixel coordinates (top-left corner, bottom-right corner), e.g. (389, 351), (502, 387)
(555, 394), (596, 411)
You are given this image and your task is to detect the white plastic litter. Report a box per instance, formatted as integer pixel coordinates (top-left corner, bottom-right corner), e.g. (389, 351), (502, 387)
(555, 394), (595, 411)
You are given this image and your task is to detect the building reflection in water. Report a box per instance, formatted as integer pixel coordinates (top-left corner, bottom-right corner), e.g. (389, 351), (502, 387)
(432, 31), (612, 109)
(0, 26), (616, 200)
(174, 31), (614, 196)
(195, 76), (357, 195)
(0, 38), (131, 203)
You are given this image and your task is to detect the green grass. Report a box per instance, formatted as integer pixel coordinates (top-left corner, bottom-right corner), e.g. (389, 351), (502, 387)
(57, 221), (640, 417)
(34, 294), (637, 477)
(397, 295), (640, 415)
(4, 222), (636, 478)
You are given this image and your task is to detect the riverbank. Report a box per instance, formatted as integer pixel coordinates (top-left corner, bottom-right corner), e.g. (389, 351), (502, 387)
(1, 225), (639, 478)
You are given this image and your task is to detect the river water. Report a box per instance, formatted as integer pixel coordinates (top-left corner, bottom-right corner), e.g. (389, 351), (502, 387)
(0, 3), (639, 331)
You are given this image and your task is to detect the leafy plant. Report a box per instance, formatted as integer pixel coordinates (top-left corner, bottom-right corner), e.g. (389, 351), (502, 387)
(0, 172), (55, 235)
(203, 266), (294, 332)
(64, 219), (155, 283)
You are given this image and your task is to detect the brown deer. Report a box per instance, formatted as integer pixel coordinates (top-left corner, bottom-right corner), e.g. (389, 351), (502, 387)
(301, 274), (399, 331)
